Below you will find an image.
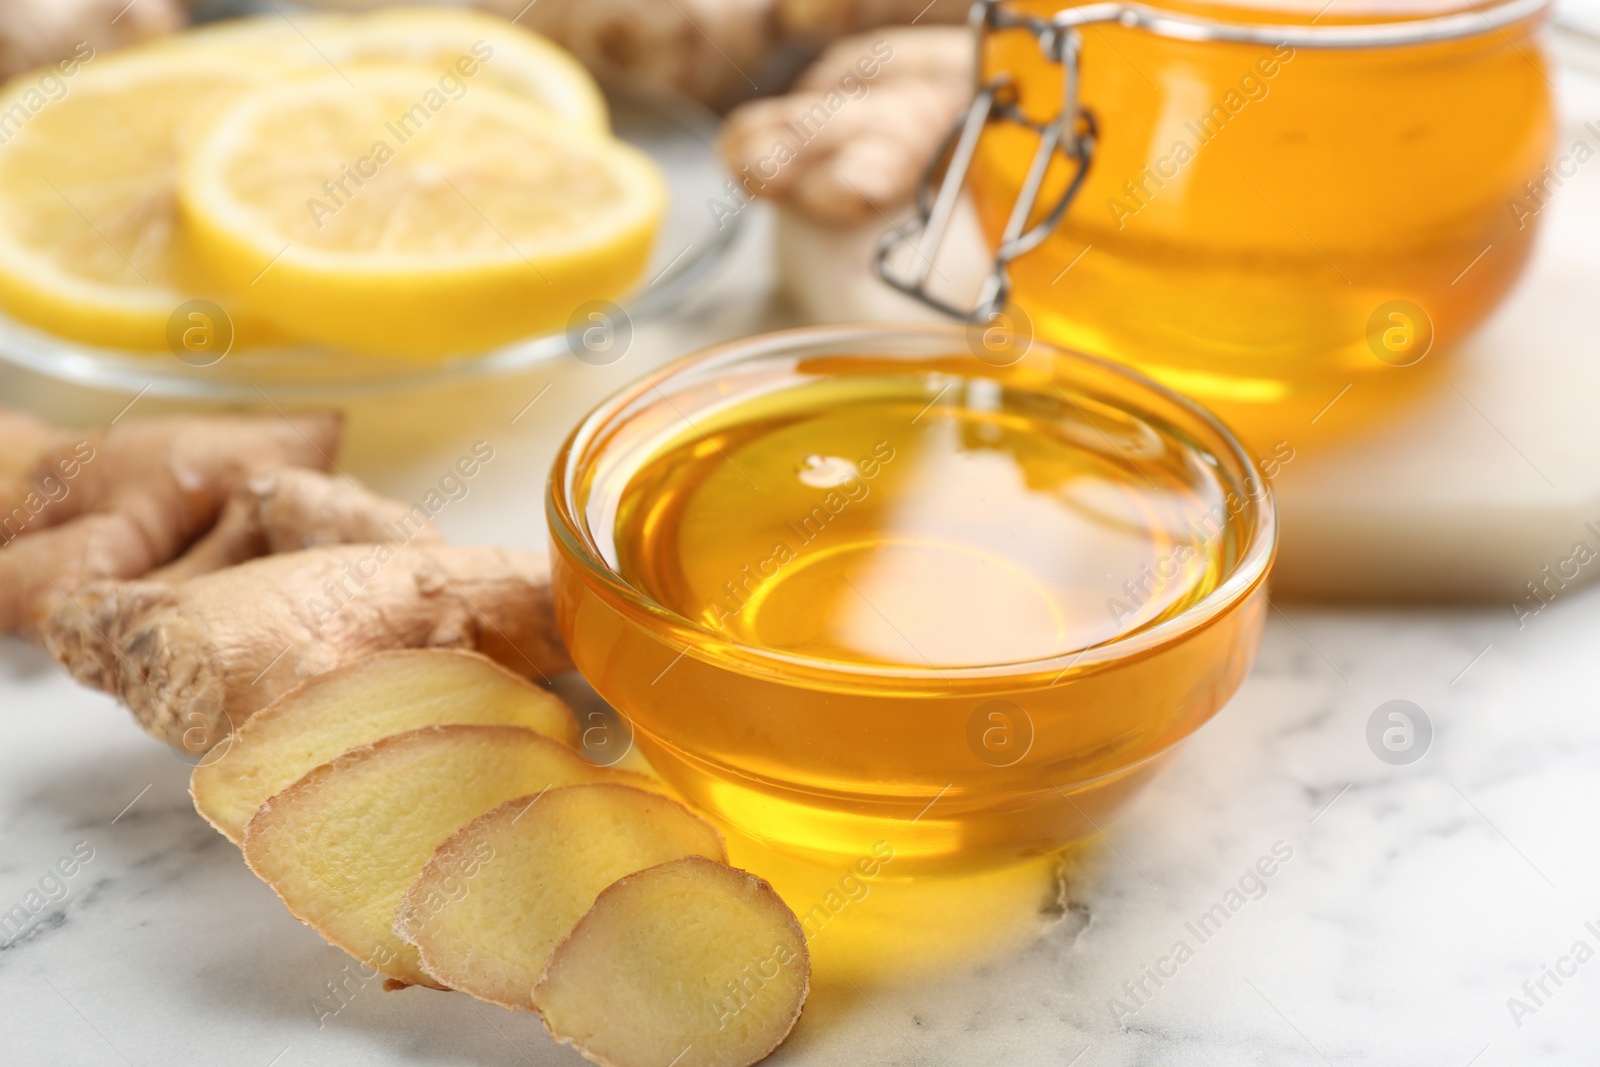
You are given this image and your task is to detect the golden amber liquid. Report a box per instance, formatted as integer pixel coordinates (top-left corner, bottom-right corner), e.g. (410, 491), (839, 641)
(972, 2), (1554, 449)
(614, 381), (1232, 664)
(553, 354), (1269, 869)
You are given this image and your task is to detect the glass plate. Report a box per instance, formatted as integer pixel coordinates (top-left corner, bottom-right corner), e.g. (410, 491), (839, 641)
(0, 84), (738, 401)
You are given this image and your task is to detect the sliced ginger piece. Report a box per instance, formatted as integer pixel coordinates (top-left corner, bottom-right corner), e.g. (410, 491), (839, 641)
(396, 783), (725, 1010)
(243, 724), (648, 987)
(192, 650), (579, 844)
(533, 856), (810, 1067)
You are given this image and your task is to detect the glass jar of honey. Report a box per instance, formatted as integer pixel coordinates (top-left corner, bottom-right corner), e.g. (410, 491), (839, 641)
(548, 324), (1275, 871)
(879, 0), (1554, 447)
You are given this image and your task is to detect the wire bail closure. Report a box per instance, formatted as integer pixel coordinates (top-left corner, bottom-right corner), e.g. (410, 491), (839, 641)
(874, 0), (1553, 325)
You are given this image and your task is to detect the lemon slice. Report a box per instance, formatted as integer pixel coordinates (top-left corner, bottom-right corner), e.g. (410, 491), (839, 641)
(158, 8), (608, 133)
(323, 8), (609, 133)
(0, 50), (291, 350)
(179, 69), (666, 359)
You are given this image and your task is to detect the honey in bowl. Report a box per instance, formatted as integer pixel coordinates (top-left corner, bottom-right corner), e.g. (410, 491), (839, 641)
(549, 325), (1274, 870)
(963, 0), (1553, 447)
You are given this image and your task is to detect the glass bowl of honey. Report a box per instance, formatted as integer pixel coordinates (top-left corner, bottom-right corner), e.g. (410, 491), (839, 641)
(548, 324), (1276, 870)
(880, 0), (1554, 448)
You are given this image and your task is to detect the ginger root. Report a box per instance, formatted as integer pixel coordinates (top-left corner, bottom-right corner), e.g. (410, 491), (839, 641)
(0, 409), (342, 637)
(482, 0), (779, 109)
(3, 406), (564, 759)
(44, 544), (573, 751)
(778, 0), (968, 38)
(0, 0), (184, 80)
(151, 467), (440, 583)
(0, 407), (63, 507)
(468, 0), (966, 108)
(718, 26), (974, 225)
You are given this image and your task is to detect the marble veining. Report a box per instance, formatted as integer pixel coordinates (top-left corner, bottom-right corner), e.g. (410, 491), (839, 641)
(3, 583), (1598, 1065)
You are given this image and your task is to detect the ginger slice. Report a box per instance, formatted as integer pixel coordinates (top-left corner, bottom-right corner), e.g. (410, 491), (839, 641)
(243, 724), (648, 988)
(533, 856), (810, 1067)
(396, 783), (726, 1011)
(192, 650), (580, 844)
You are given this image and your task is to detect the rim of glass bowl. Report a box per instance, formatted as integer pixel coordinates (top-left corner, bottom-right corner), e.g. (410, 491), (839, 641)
(547, 322), (1278, 691)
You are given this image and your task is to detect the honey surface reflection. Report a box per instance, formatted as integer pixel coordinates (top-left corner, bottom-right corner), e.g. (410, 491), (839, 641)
(611, 375), (1234, 668)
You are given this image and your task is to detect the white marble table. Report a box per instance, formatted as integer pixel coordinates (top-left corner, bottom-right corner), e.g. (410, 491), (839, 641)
(4, 210), (1599, 1067)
